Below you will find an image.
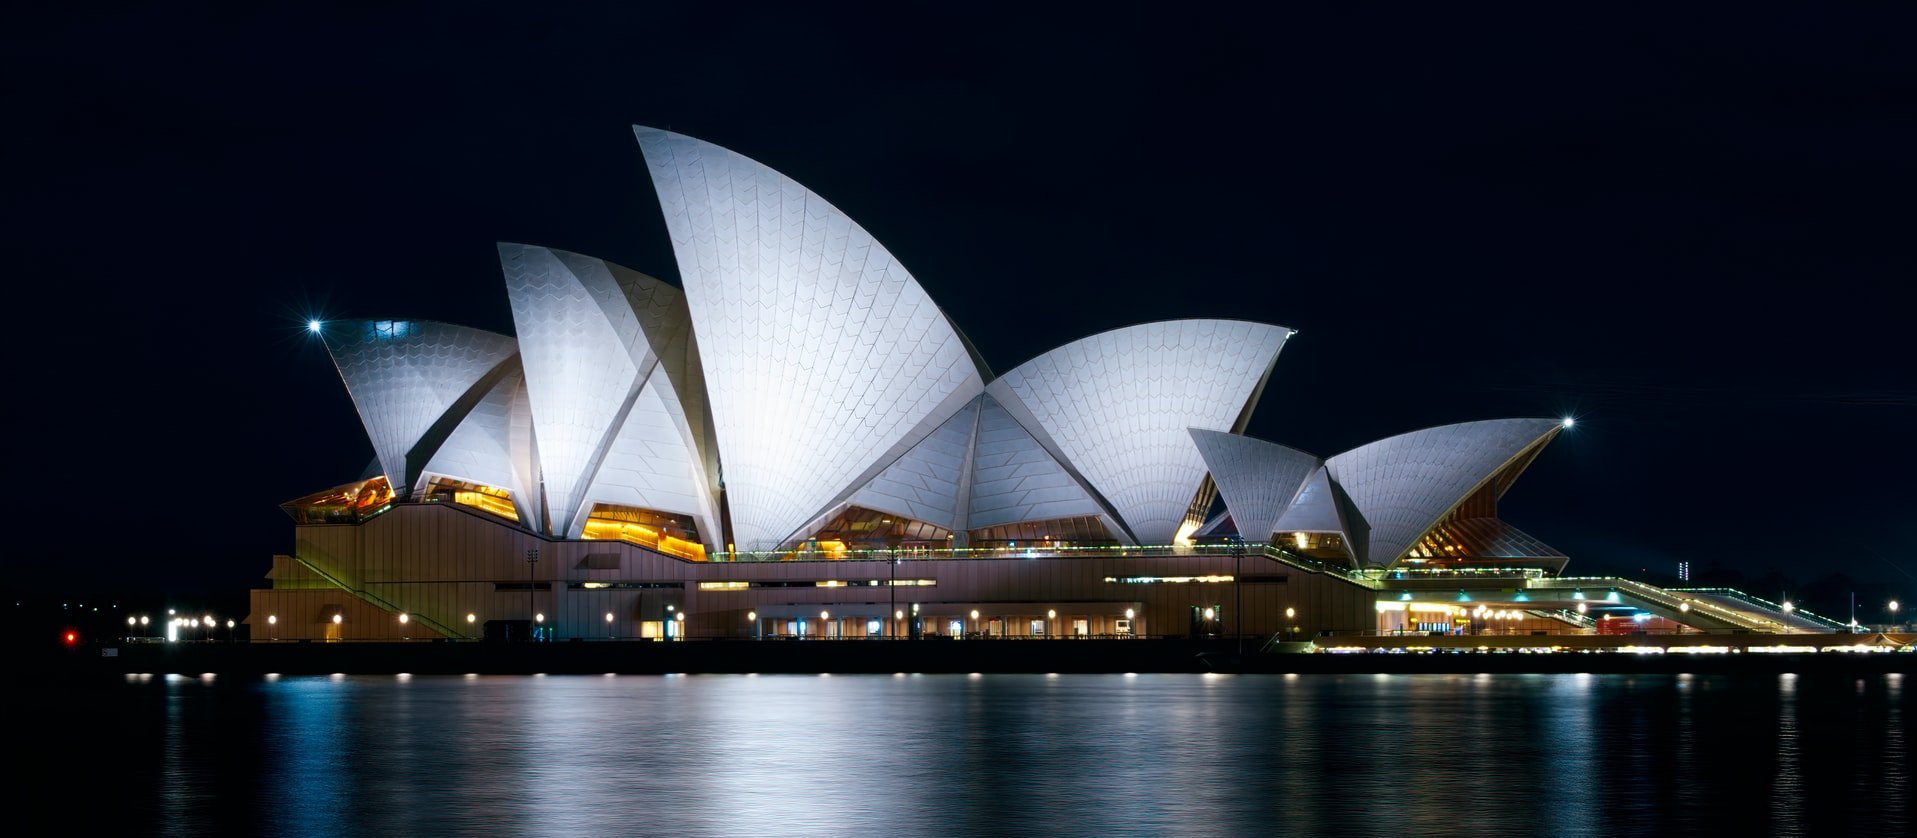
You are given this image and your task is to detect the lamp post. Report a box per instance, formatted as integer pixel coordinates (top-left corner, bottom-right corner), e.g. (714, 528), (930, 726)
(525, 547), (540, 642)
(398, 612), (410, 641)
(748, 610), (758, 640)
(1891, 600), (1901, 630)
(675, 611), (685, 641)
(1232, 540), (1245, 654)
(606, 611), (615, 639)
(267, 614), (277, 641)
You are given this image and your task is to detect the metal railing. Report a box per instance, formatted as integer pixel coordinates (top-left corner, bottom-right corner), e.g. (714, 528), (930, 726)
(1545, 576), (1782, 633)
(1261, 547), (1379, 588)
(1669, 587), (1850, 631)
(710, 544), (1226, 563)
(1531, 608), (1596, 629)
(291, 556), (465, 640)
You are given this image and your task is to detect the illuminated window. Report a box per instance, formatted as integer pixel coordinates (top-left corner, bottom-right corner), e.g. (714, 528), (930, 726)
(581, 504), (706, 561)
(968, 516), (1116, 549)
(806, 506), (952, 550)
(281, 476), (395, 524)
(423, 476), (518, 522)
(1103, 575), (1234, 584)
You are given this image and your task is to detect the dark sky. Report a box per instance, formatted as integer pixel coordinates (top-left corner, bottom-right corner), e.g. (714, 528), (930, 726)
(5, 4), (1911, 595)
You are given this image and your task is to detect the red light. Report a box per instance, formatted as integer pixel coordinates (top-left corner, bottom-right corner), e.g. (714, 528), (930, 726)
(64, 630), (78, 645)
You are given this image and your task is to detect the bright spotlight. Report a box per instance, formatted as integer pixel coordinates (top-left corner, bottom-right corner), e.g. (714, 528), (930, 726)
(1561, 417), (1575, 428)
(307, 320), (323, 334)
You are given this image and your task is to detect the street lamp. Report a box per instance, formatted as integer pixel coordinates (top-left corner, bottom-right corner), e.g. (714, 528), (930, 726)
(398, 612), (410, 640)
(1046, 609), (1056, 638)
(268, 614), (277, 641)
(525, 547), (540, 639)
(605, 611), (615, 639)
(748, 611), (759, 641)
(675, 611), (685, 641)
(821, 610), (831, 639)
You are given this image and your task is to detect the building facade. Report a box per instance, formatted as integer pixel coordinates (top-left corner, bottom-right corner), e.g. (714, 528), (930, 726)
(249, 127), (1590, 642)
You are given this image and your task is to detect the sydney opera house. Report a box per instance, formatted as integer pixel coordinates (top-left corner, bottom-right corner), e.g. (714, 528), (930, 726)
(248, 127), (1829, 644)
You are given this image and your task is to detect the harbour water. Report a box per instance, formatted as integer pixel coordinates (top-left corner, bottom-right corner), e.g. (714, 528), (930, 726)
(22, 672), (1911, 835)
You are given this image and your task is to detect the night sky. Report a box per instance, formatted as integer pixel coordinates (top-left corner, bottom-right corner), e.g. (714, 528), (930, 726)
(6, 5), (1911, 601)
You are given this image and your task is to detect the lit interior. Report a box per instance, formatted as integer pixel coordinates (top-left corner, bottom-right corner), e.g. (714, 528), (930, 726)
(581, 503), (707, 561)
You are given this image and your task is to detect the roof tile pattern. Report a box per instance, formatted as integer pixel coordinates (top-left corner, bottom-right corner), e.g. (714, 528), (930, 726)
(986, 321), (1290, 543)
(636, 127), (986, 549)
(1326, 418), (1562, 567)
(580, 364), (718, 537)
(501, 244), (661, 534)
(966, 395), (1106, 530)
(846, 396), (981, 531)
(1273, 466), (1347, 536)
(420, 366), (531, 516)
(1188, 429), (1320, 545)
(325, 319), (517, 496)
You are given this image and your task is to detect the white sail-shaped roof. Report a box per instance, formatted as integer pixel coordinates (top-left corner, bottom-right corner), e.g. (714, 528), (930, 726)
(416, 364), (536, 524)
(1187, 429), (1320, 546)
(846, 396), (981, 532)
(636, 126), (987, 549)
(323, 319), (518, 497)
(579, 364), (721, 541)
(1273, 466), (1349, 535)
(500, 243), (711, 537)
(1325, 418), (1563, 567)
(966, 395), (1110, 531)
(985, 320), (1291, 544)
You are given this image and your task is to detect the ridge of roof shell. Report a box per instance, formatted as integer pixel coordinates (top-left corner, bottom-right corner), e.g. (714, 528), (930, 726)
(986, 320), (1292, 544)
(633, 125), (991, 549)
(321, 319), (520, 497)
(1325, 417), (1565, 568)
(1187, 429), (1322, 547)
(988, 318), (1295, 382)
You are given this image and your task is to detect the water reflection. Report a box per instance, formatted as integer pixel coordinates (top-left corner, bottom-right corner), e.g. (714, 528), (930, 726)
(76, 673), (1905, 835)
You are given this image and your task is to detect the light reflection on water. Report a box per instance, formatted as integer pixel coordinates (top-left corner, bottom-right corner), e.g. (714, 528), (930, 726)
(53, 673), (1916, 835)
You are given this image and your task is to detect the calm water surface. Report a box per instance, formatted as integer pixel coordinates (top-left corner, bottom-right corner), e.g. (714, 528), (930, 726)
(24, 672), (1912, 836)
